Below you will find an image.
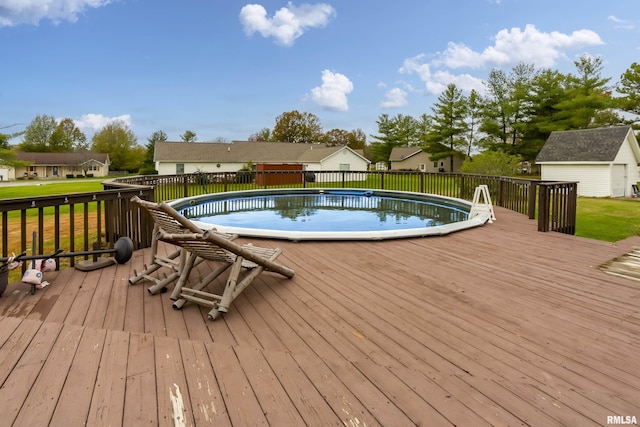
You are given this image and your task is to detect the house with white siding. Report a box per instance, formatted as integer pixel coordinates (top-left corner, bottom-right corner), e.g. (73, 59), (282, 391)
(154, 141), (370, 182)
(535, 126), (640, 197)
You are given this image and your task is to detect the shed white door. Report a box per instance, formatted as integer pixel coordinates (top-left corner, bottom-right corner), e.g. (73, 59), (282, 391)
(611, 164), (626, 197)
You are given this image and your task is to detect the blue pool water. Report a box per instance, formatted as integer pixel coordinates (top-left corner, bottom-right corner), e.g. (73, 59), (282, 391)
(170, 189), (487, 241)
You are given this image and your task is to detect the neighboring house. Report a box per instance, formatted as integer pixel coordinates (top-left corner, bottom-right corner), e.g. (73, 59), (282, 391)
(13, 151), (111, 179)
(154, 141), (370, 182)
(389, 147), (463, 172)
(535, 126), (640, 197)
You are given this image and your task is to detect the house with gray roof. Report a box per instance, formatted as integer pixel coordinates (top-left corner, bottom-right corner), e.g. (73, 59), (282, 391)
(535, 126), (640, 197)
(154, 141), (370, 181)
(7, 151), (110, 180)
(389, 147), (462, 172)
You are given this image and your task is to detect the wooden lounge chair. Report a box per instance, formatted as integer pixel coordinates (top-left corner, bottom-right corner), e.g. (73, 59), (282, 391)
(130, 196), (295, 320)
(128, 195), (238, 295)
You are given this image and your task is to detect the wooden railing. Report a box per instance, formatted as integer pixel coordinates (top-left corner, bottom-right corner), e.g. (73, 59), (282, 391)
(537, 181), (578, 234)
(1, 172), (577, 270)
(0, 186), (154, 270)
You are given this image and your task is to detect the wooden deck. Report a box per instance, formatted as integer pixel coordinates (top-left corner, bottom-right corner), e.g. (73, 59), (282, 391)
(1, 207), (639, 426)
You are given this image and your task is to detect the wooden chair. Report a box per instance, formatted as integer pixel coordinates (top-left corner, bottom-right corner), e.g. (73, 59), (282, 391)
(130, 196), (295, 320)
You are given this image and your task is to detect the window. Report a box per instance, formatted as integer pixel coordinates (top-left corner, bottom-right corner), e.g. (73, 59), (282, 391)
(433, 161), (438, 168)
(176, 164), (185, 174)
(419, 163), (425, 171)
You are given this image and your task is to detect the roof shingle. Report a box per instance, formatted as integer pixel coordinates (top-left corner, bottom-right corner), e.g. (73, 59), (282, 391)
(535, 126), (632, 163)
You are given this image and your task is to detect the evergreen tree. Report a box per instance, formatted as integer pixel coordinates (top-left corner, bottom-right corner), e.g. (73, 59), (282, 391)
(424, 83), (468, 171)
(617, 62), (640, 115)
(554, 55), (614, 129)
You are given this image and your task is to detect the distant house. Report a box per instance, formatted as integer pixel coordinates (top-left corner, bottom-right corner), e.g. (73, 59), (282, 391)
(535, 126), (640, 197)
(389, 147), (463, 172)
(154, 141), (370, 182)
(12, 151), (111, 179)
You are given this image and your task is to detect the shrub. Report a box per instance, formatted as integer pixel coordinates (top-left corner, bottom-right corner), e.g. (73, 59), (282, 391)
(461, 151), (522, 177)
(66, 174), (74, 179)
(304, 171), (316, 183)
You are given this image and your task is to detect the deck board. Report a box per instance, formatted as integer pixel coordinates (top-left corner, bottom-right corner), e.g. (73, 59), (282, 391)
(0, 207), (639, 426)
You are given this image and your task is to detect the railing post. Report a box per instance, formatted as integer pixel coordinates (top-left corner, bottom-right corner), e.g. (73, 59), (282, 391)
(538, 184), (549, 232)
(183, 175), (189, 198)
(528, 181), (538, 219)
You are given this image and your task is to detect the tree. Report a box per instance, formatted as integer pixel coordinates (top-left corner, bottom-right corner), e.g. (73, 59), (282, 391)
(423, 83), (468, 172)
(345, 128), (366, 150)
(369, 114), (420, 166)
(180, 130), (197, 142)
(140, 130), (167, 174)
(554, 55), (613, 129)
(50, 118), (87, 152)
(460, 151), (522, 176)
(248, 128), (272, 141)
(481, 63), (535, 154)
(323, 128), (349, 146)
(272, 110), (323, 143)
(0, 133), (9, 150)
(521, 68), (572, 160)
(464, 90), (483, 157)
(91, 120), (144, 171)
(19, 114), (58, 152)
(617, 62), (640, 114)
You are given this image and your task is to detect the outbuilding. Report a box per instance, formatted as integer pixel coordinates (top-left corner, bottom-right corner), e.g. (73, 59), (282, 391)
(535, 126), (640, 197)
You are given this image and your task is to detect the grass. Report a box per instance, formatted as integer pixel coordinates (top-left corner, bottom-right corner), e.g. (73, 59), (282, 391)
(576, 197), (640, 242)
(0, 180), (104, 199)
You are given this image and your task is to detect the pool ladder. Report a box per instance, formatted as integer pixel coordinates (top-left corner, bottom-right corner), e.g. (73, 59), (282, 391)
(469, 185), (496, 223)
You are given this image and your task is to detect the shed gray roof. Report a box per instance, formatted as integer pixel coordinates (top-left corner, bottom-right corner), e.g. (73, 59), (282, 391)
(154, 141), (368, 163)
(16, 151), (110, 165)
(535, 126), (633, 163)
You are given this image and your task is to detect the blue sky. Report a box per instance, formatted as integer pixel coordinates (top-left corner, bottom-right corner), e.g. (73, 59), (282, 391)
(1, 0), (639, 145)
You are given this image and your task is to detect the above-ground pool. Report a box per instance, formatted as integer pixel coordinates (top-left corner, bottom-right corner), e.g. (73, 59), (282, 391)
(170, 188), (492, 241)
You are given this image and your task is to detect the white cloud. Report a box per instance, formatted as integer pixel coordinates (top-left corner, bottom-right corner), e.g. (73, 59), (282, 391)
(75, 113), (131, 134)
(436, 25), (604, 69)
(309, 70), (353, 111)
(399, 54), (432, 81)
(397, 24), (605, 97)
(608, 15), (635, 30)
(0, 0), (112, 27)
(239, 2), (336, 47)
(380, 88), (408, 109)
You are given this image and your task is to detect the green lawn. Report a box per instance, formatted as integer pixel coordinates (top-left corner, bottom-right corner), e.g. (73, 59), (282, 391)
(0, 180), (104, 199)
(576, 197), (640, 242)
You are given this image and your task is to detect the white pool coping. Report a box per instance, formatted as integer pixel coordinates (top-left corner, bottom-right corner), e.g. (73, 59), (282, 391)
(169, 188), (492, 241)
